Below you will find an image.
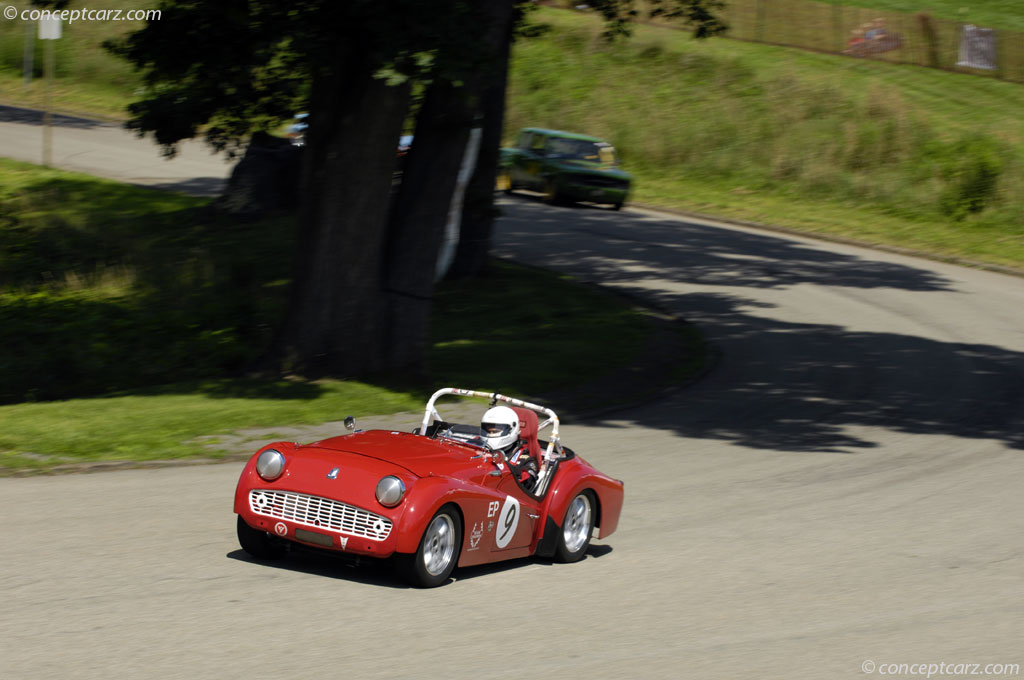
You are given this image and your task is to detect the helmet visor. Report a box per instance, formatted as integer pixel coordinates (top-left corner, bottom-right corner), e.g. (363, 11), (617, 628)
(482, 422), (512, 439)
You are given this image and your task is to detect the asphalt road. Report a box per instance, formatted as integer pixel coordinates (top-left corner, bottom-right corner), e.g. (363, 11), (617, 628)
(0, 104), (230, 196)
(2, 113), (1023, 679)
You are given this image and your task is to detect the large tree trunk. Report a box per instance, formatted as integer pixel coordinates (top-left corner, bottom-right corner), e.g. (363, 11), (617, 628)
(270, 58), (410, 377)
(446, 1), (515, 280)
(379, 0), (516, 375)
(381, 80), (477, 376)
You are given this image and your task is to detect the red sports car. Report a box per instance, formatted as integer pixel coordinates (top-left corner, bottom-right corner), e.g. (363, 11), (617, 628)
(234, 388), (625, 587)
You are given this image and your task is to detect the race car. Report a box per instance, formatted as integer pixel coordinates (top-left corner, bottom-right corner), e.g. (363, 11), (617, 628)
(498, 127), (633, 209)
(234, 388), (625, 587)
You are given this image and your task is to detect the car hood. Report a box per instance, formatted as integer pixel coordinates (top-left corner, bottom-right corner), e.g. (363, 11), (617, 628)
(307, 429), (478, 478)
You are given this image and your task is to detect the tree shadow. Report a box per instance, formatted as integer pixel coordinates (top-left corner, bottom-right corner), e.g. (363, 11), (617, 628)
(495, 197), (1024, 453)
(138, 177), (227, 197)
(498, 194), (953, 293)
(0, 174), (294, 403)
(0, 104), (108, 130)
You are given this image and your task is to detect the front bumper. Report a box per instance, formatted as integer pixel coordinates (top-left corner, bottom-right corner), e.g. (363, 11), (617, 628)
(560, 176), (630, 204)
(237, 488), (402, 558)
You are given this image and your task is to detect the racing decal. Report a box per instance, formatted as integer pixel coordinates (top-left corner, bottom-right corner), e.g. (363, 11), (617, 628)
(338, 536), (348, 550)
(487, 521), (495, 533)
(487, 501), (499, 518)
(468, 522), (484, 551)
(274, 522), (287, 536)
(495, 496), (520, 549)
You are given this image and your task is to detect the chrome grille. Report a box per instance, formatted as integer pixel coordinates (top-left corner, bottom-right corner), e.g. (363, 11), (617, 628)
(249, 489), (393, 541)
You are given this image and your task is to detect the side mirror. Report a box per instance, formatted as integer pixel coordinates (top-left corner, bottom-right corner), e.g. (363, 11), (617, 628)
(344, 416), (356, 431)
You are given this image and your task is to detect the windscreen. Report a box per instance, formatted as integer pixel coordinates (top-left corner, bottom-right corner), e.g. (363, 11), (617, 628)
(546, 138), (616, 164)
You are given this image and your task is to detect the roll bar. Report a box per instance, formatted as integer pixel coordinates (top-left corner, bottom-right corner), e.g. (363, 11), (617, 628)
(420, 388), (562, 465)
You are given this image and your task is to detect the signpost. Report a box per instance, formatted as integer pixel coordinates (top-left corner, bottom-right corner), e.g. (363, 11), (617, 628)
(38, 16), (61, 167)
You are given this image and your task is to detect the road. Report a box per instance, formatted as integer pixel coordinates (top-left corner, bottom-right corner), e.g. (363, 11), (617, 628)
(0, 104), (231, 195)
(2, 112), (1023, 679)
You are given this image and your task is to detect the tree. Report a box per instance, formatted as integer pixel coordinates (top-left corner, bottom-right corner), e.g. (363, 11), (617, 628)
(110, 0), (504, 378)
(446, 0), (727, 279)
(107, 0), (725, 381)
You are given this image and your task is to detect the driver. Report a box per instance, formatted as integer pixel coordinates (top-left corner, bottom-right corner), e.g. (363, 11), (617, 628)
(481, 406), (538, 491)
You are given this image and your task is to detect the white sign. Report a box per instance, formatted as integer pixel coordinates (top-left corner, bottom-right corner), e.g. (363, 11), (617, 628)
(39, 17), (62, 40)
(957, 24), (997, 71)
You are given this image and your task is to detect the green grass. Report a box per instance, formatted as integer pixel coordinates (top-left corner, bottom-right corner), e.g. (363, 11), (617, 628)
(0, 381), (424, 472)
(4, 2), (1024, 270)
(0, 0), (146, 119)
(0, 158), (699, 473)
(507, 7), (1024, 270)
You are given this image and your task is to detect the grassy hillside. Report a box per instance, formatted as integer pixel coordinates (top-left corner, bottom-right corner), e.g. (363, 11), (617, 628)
(0, 0), (145, 118)
(507, 7), (1024, 269)
(1, 2), (1023, 269)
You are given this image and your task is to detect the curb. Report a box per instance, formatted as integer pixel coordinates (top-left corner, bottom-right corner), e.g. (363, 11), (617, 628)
(629, 202), (1024, 280)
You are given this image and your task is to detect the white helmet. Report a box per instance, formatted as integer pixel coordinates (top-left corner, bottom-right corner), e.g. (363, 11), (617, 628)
(481, 406), (520, 451)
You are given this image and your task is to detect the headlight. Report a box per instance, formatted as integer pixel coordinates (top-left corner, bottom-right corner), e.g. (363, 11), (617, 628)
(375, 476), (406, 507)
(256, 449), (286, 481)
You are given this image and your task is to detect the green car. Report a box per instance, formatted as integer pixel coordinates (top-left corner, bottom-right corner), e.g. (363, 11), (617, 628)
(498, 128), (633, 210)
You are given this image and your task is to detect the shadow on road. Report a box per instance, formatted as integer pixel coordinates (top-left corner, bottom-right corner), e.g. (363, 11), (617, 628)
(226, 543), (612, 587)
(0, 104), (110, 130)
(497, 196), (1024, 453)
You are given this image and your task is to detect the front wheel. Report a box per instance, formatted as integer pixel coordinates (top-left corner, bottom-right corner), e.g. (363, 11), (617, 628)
(496, 170), (513, 194)
(554, 491), (595, 563)
(543, 178), (562, 205)
(236, 515), (287, 560)
(397, 506), (462, 588)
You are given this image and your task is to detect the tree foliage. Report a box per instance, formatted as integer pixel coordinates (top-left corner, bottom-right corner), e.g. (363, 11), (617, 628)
(103, 0), (725, 380)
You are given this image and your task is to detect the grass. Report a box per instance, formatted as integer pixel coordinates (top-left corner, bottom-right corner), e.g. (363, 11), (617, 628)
(0, 158), (701, 473)
(506, 7), (1024, 270)
(4, 2), (1024, 270)
(0, 0), (146, 119)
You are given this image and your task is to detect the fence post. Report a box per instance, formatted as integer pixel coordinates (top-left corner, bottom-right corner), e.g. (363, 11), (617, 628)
(833, 1), (842, 52)
(756, 0), (765, 43)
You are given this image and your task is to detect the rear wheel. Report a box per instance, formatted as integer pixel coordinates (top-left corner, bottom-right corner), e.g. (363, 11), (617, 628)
(397, 506), (462, 588)
(236, 515), (287, 560)
(554, 491), (595, 563)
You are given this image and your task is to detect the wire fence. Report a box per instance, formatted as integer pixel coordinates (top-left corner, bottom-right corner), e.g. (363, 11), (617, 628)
(544, 1), (1024, 84)
(717, 0), (1021, 83)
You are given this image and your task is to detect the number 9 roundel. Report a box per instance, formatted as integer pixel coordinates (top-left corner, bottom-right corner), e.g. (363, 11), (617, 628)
(495, 496), (520, 549)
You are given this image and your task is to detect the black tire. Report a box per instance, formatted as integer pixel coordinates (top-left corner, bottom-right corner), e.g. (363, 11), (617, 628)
(612, 202), (623, 211)
(543, 178), (562, 205)
(554, 491), (595, 563)
(236, 515), (287, 560)
(397, 505), (462, 588)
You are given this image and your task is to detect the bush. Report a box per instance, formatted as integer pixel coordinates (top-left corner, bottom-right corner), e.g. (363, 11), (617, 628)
(936, 136), (1004, 221)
